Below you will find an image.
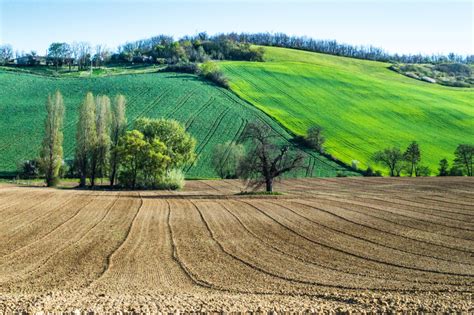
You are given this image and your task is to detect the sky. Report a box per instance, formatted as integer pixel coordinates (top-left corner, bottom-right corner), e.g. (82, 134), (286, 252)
(0, 0), (472, 56)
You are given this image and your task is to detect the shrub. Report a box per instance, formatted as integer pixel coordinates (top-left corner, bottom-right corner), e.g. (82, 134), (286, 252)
(17, 159), (40, 179)
(200, 61), (229, 88)
(156, 169), (185, 190)
(163, 62), (200, 74)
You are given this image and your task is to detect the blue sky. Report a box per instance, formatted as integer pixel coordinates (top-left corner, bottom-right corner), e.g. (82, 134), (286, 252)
(0, 0), (472, 55)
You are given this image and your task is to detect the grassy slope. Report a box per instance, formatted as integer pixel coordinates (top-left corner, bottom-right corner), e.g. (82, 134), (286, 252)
(0, 70), (351, 178)
(221, 47), (474, 172)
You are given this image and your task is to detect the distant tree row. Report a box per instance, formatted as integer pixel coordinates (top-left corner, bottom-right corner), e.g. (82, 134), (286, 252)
(373, 142), (473, 177)
(33, 91), (196, 189)
(225, 33), (474, 64)
(0, 34), (264, 68)
(4, 32), (471, 69)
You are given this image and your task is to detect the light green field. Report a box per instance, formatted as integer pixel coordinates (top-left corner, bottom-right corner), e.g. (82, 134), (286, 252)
(221, 47), (474, 172)
(0, 70), (351, 178)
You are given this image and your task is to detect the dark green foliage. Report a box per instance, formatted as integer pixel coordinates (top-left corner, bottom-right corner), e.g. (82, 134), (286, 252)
(17, 159), (40, 179)
(438, 159), (449, 176)
(305, 125), (325, 153)
(373, 147), (404, 177)
(363, 166), (382, 177)
(403, 141), (421, 177)
(415, 165), (431, 177)
(454, 144), (474, 176)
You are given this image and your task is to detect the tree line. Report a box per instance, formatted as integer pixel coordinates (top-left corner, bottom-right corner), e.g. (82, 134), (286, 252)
(0, 34), (264, 68)
(2, 32), (472, 68)
(225, 33), (474, 64)
(33, 91), (196, 189)
(372, 142), (473, 177)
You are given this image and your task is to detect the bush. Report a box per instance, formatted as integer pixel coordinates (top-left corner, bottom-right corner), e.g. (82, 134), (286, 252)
(163, 62), (200, 74)
(156, 169), (185, 190)
(435, 63), (472, 76)
(364, 166), (382, 177)
(17, 159), (40, 179)
(200, 61), (229, 88)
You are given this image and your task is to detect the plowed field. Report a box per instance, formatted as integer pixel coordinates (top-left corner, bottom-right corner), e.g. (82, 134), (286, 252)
(0, 178), (472, 313)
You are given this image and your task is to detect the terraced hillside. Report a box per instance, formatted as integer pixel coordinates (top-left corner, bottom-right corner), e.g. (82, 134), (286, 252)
(221, 47), (474, 171)
(0, 70), (349, 178)
(0, 178), (472, 312)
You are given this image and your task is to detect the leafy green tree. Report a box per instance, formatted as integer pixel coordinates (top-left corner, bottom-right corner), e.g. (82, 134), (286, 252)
(134, 118), (196, 170)
(454, 144), (473, 176)
(415, 165), (431, 177)
(109, 95), (127, 186)
(373, 147), (403, 177)
(438, 158), (449, 176)
(306, 125), (325, 153)
(48, 42), (70, 70)
(39, 91), (65, 187)
(212, 141), (245, 179)
(75, 92), (97, 187)
(90, 95), (112, 187)
(116, 130), (170, 188)
(403, 141), (421, 176)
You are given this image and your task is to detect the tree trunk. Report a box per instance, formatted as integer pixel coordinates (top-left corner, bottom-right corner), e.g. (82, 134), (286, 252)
(265, 178), (273, 192)
(79, 174), (86, 187)
(110, 167), (116, 187)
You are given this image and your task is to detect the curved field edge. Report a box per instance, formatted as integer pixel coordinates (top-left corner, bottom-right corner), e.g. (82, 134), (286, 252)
(220, 46), (474, 172)
(0, 70), (352, 178)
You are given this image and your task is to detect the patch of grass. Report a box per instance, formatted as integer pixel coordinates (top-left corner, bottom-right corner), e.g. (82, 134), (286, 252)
(220, 46), (474, 172)
(0, 69), (353, 178)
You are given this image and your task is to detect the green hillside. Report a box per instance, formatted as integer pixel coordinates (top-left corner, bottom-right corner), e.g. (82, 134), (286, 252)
(221, 47), (474, 172)
(0, 70), (350, 178)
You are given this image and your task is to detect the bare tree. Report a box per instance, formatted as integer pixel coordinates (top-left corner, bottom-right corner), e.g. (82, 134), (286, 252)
(237, 122), (304, 192)
(0, 44), (13, 65)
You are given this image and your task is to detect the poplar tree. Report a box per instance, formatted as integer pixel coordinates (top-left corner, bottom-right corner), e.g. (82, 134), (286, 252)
(90, 95), (112, 187)
(39, 91), (65, 187)
(75, 92), (97, 187)
(109, 94), (127, 186)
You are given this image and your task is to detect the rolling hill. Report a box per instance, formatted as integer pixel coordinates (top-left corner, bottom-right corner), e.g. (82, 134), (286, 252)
(221, 47), (474, 172)
(0, 70), (350, 178)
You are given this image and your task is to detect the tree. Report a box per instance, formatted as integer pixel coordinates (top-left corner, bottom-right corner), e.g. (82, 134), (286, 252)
(454, 144), (473, 176)
(212, 141), (245, 179)
(237, 122), (304, 192)
(116, 130), (170, 189)
(39, 91), (65, 187)
(403, 141), (421, 176)
(306, 125), (325, 153)
(75, 92), (97, 187)
(109, 95), (127, 186)
(0, 44), (13, 65)
(373, 147), (403, 177)
(438, 159), (449, 176)
(18, 160), (40, 179)
(415, 165), (431, 177)
(134, 118), (196, 170)
(90, 95), (112, 187)
(48, 42), (70, 70)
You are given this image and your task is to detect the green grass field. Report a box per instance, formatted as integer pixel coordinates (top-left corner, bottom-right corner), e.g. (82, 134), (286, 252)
(0, 70), (351, 178)
(221, 47), (474, 172)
